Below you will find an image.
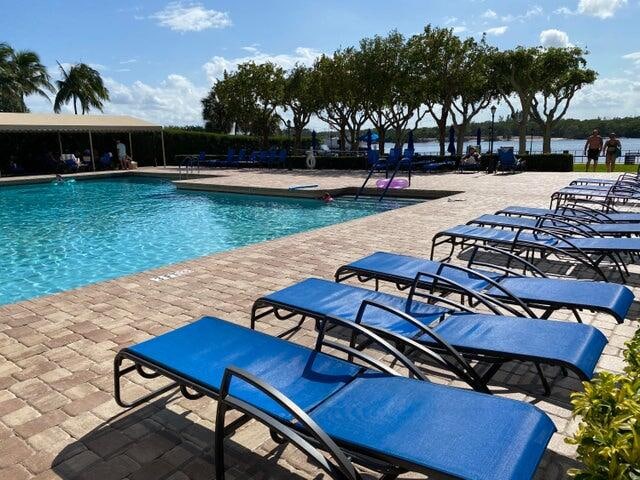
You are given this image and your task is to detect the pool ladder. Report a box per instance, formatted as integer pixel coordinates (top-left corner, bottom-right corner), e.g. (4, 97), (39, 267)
(355, 158), (411, 202)
(178, 156), (201, 179)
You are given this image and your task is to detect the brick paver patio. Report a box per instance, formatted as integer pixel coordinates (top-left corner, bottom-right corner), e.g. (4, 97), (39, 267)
(0, 167), (636, 479)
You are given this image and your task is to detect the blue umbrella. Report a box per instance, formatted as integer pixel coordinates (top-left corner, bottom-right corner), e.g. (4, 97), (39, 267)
(447, 126), (456, 155)
(476, 127), (482, 148)
(407, 130), (414, 151)
(311, 130), (318, 150)
(366, 129), (372, 150)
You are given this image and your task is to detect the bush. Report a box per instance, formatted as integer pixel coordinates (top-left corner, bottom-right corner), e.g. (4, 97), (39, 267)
(567, 329), (640, 479)
(162, 130), (298, 165)
(522, 153), (574, 172)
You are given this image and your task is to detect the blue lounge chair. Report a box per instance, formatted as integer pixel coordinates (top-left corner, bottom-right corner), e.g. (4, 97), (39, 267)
(278, 148), (287, 168)
(551, 183), (640, 209)
(431, 224), (640, 281)
(469, 213), (640, 237)
(237, 148), (246, 165)
(115, 316), (555, 479)
(252, 278), (608, 394)
(496, 147), (523, 174)
(334, 250), (633, 324)
(224, 148), (236, 167)
(498, 204), (640, 224)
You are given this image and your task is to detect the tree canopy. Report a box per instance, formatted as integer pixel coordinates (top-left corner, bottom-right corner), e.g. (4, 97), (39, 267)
(201, 25), (597, 154)
(0, 43), (52, 113)
(54, 62), (110, 114)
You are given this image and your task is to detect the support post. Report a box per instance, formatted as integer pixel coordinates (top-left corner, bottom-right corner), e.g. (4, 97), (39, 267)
(160, 129), (167, 167)
(128, 131), (133, 161)
(88, 131), (96, 171)
(57, 132), (63, 156)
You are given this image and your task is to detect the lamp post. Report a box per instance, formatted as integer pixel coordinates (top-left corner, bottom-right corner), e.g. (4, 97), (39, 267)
(490, 105), (497, 154)
(286, 120), (292, 170)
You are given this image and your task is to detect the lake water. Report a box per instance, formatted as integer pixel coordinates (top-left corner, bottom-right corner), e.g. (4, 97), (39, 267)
(389, 138), (640, 160)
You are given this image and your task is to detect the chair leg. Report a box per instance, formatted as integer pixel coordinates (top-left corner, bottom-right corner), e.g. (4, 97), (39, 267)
(534, 363), (551, 396)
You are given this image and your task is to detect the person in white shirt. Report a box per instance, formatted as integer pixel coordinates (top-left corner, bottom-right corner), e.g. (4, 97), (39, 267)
(116, 140), (127, 169)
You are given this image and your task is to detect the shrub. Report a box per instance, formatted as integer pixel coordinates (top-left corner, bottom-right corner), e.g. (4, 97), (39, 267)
(567, 329), (640, 479)
(522, 153), (573, 172)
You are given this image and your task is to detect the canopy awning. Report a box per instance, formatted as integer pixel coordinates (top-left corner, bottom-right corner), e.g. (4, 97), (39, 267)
(0, 113), (163, 133)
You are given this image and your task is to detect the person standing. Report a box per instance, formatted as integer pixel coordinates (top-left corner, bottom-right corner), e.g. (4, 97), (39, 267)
(602, 133), (622, 173)
(584, 129), (603, 172)
(116, 140), (127, 170)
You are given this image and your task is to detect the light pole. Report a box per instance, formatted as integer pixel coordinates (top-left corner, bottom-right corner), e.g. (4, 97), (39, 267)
(490, 105), (497, 154)
(286, 120), (292, 170)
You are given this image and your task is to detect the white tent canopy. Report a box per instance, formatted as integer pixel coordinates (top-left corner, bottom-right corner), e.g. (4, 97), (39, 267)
(0, 113), (166, 168)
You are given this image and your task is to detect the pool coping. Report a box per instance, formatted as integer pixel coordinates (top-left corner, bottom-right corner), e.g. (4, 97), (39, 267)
(0, 169), (463, 200)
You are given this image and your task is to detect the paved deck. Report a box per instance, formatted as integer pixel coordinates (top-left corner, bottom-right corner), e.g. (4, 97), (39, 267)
(0, 167), (636, 479)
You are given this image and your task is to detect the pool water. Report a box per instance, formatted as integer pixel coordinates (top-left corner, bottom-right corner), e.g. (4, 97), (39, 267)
(0, 177), (416, 305)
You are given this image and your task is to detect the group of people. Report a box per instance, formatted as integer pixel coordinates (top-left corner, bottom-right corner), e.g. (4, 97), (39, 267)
(584, 130), (622, 172)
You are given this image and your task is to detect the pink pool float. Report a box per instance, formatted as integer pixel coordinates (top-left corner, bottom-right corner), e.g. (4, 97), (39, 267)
(375, 178), (410, 189)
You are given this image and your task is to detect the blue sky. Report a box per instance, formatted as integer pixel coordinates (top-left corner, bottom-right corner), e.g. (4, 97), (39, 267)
(2, 0), (639, 127)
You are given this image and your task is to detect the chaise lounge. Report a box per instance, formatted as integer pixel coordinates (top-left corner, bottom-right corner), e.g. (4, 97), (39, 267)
(114, 315), (556, 480)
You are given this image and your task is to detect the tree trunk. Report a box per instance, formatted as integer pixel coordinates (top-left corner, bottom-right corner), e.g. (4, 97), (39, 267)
(456, 122), (468, 155)
(338, 125), (346, 151)
(378, 130), (386, 155)
(542, 123), (552, 154)
(438, 120), (447, 156)
(517, 122), (527, 155)
(294, 128), (302, 151)
(73, 96), (78, 115)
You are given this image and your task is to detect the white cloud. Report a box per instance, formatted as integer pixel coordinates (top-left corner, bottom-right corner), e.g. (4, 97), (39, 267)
(577, 0), (627, 18)
(540, 29), (572, 48)
(554, 6), (576, 14)
(500, 5), (543, 22)
(452, 25), (467, 34)
(623, 52), (640, 65)
(443, 16), (458, 25)
(202, 46), (322, 83)
(485, 26), (508, 36)
(571, 77), (640, 117)
(481, 9), (497, 18)
(103, 74), (207, 125)
(151, 2), (231, 32)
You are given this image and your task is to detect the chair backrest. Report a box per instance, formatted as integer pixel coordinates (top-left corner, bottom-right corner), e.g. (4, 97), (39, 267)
(387, 148), (400, 163)
(237, 149), (246, 161)
(367, 149), (380, 165)
(498, 147), (517, 166)
(279, 149), (287, 160)
(226, 148), (235, 160)
(198, 151), (206, 162)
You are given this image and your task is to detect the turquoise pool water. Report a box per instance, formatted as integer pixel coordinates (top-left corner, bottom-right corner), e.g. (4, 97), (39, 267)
(0, 177), (416, 305)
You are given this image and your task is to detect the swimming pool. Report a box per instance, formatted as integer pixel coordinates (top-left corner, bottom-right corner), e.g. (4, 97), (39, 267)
(0, 177), (417, 305)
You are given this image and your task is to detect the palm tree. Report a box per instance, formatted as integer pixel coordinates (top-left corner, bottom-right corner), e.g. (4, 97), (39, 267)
(54, 62), (109, 114)
(0, 43), (53, 112)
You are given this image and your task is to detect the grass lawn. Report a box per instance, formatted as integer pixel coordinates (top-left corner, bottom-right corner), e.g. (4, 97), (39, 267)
(573, 164), (638, 173)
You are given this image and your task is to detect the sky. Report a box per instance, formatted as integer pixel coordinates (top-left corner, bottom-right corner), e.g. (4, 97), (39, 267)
(2, 0), (640, 128)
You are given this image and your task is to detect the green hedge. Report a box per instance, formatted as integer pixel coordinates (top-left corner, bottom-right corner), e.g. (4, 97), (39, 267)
(521, 153), (573, 172)
(163, 129), (304, 165)
(567, 328), (640, 479)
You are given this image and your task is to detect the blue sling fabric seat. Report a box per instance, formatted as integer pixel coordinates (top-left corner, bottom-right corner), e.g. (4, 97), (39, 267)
(471, 213), (640, 236)
(116, 316), (555, 480)
(310, 375), (554, 480)
(253, 278), (608, 381)
(334, 251), (633, 323)
(498, 205), (640, 223)
(434, 224), (640, 257)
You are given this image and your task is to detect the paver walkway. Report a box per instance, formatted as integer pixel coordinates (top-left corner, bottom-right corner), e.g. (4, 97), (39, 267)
(0, 168), (636, 479)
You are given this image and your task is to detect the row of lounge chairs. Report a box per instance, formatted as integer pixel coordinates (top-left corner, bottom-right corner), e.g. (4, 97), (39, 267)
(194, 148), (288, 169)
(112, 186), (636, 478)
